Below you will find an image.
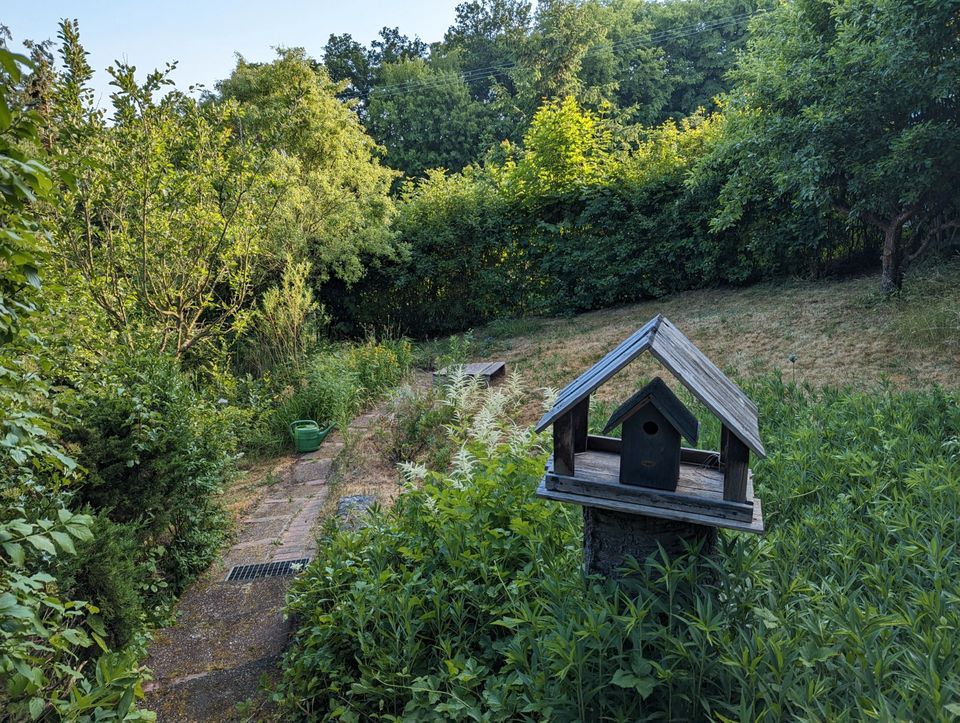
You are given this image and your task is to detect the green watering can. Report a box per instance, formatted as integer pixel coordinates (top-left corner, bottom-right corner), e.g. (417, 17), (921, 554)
(289, 419), (334, 453)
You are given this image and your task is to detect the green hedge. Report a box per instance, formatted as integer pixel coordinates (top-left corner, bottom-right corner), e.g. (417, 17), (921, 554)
(325, 106), (876, 338)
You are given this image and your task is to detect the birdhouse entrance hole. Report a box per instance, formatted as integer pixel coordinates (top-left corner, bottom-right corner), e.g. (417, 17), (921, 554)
(642, 420), (659, 435)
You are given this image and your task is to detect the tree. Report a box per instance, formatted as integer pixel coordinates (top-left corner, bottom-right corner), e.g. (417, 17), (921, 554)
(516, 0), (608, 109)
(42, 21), (281, 356)
(642, 0), (769, 121)
(504, 95), (614, 200)
(369, 27), (428, 67)
(721, 0), (960, 294)
(444, 0), (531, 100)
(324, 33), (373, 104)
(216, 48), (398, 287)
(366, 57), (518, 177)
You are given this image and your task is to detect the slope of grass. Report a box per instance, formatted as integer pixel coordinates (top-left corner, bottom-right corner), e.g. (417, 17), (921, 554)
(438, 262), (959, 414)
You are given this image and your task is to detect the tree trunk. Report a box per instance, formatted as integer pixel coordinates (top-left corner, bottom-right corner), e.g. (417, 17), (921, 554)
(880, 221), (904, 296)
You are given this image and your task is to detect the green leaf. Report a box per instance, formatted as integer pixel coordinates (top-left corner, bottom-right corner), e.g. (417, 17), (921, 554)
(9, 520), (34, 536)
(25, 534), (56, 555)
(50, 530), (76, 554)
(0, 93), (11, 133)
(611, 669), (656, 699)
(3, 541), (25, 566)
(29, 697), (44, 721)
(0, 48), (29, 81)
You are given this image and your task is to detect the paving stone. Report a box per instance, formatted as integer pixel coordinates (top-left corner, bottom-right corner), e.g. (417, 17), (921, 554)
(233, 518), (288, 542)
(336, 495), (376, 530)
(293, 457), (332, 483)
(299, 443), (342, 460)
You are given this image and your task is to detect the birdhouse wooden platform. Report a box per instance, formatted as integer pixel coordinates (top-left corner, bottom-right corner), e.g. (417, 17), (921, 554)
(535, 315), (764, 534)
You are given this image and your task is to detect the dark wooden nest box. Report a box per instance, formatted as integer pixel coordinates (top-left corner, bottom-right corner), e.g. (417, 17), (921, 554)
(535, 315), (765, 534)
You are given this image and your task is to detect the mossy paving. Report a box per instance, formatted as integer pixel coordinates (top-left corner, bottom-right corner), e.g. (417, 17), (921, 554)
(142, 422), (357, 721)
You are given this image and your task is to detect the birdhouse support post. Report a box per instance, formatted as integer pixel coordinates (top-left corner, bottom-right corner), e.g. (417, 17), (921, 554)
(553, 411), (575, 476)
(582, 507), (717, 580)
(721, 426), (750, 503)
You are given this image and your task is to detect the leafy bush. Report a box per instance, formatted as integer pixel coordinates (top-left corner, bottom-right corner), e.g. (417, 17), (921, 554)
(1, 45), (152, 719)
(383, 385), (458, 470)
(277, 375), (960, 720)
(64, 351), (235, 607)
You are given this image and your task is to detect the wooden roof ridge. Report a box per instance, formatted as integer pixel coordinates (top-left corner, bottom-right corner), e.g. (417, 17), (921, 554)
(534, 315), (765, 457)
(601, 376), (699, 444)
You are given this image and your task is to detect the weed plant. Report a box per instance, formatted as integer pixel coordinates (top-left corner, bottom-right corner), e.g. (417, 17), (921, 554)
(257, 338), (413, 453)
(278, 373), (960, 720)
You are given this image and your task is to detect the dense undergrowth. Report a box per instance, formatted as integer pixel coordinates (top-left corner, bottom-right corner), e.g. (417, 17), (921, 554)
(278, 373), (960, 720)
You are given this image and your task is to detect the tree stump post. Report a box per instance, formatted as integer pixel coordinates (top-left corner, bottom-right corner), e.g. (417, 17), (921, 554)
(582, 506), (717, 580)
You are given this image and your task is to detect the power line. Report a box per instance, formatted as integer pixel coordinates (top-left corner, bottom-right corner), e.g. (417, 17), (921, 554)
(340, 9), (768, 100)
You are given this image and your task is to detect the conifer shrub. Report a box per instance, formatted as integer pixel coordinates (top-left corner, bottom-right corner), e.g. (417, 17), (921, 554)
(63, 351), (235, 623)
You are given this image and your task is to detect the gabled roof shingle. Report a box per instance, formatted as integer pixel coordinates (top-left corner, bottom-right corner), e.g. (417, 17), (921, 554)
(534, 315), (765, 457)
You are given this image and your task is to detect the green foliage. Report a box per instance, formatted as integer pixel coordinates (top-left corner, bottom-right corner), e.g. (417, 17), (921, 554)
(43, 21), (283, 357)
(327, 166), (526, 336)
(1, 44), (152, 719)
(251, 255), (323, 376)
(1, 508), (153, 721)
(63, 351), (234, 599)
(277, 376), (960, 720)
(383, 385), (458, 470)
(719, 0), (960, 293)
(216, 47), (398, 286)
(504, 96), (614, 200)
(345, 102), (849, 334)
(61, 515), (153, 650)
(260, 338), (414, 453)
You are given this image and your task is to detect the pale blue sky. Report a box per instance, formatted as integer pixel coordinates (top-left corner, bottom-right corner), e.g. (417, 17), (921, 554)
(4, 1), (462, 105)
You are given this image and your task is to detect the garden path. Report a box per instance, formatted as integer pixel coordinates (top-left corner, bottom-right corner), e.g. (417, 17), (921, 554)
(142, 411), (380, 721)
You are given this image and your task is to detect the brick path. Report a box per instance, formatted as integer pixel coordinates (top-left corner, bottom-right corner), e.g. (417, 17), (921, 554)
(143, 429), (348, 721)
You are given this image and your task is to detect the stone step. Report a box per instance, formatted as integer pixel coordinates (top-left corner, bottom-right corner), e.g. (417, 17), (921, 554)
(146, 653), (282, 722)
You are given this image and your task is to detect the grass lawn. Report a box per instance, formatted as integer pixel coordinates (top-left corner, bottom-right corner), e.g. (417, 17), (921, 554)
(442, 263), (959, 414)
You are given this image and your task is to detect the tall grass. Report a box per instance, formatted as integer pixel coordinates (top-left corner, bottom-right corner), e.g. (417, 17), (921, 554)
(252, 338), (413, 453)
(895, 257), (960, 351)
(277, 374), (960, 720)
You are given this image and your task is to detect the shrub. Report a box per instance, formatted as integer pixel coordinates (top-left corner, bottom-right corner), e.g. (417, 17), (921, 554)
(64, 351), (235, 601)
(0, 47), (151, 719)
(277, 375), (960, 720)
(57, 515), (153, 650)
(383, 385), (458, 470)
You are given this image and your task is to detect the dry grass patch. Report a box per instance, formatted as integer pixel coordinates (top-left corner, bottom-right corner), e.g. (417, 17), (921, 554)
(460, 269), (959, 413)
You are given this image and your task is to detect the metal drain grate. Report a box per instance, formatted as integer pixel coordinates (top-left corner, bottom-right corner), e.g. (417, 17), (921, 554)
(225, 558), (310, 582)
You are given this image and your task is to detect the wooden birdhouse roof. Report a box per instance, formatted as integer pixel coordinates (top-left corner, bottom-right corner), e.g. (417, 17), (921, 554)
(602, 376), (699, 444)
(534, 315), (765, 457)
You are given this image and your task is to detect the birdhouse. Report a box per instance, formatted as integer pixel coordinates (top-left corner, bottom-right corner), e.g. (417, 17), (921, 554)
(535, 315), (765, 534)
(602, 377), (698, 491)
